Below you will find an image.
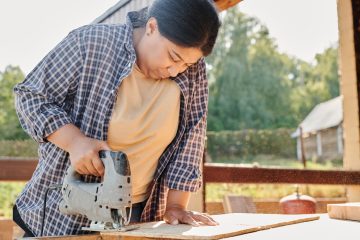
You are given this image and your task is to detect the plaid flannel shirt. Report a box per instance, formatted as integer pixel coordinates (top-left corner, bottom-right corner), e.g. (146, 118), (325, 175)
(13, 7), (208, 236)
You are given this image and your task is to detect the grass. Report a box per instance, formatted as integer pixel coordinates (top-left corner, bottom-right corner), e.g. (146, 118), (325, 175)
(0, 182), (26, 218)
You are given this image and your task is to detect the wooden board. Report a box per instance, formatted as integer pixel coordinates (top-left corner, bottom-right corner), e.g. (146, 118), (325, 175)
(0, 218), (14, 240)
(102, 213), (320, 239)
(328, 202), (360, 221)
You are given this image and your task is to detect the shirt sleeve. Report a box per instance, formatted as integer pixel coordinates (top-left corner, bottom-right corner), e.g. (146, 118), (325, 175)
(13, 29), (83, 143)
(165, 58), (208, 192)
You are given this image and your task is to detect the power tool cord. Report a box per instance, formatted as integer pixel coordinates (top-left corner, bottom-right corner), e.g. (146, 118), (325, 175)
(40, 184), (62, 236)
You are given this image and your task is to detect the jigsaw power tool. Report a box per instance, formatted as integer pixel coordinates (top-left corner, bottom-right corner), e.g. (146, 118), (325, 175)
(59, 150), (138, 232)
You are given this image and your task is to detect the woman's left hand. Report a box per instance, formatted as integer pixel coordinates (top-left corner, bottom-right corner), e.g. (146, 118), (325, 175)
(163, 205), (219, 226)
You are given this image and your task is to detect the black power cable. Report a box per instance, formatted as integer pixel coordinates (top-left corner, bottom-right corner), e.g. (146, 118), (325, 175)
(40, 184), (62, 236)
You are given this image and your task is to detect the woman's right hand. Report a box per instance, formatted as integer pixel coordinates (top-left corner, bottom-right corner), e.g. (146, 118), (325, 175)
(46, 123), (111, 177)
(67, 136), (111, 177)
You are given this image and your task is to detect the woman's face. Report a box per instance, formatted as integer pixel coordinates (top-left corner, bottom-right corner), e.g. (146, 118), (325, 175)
(135, 18), (203, 80)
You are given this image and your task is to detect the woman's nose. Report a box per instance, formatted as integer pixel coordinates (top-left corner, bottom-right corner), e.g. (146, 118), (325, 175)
(167, 65), (179, 78)
(167, 63), (187, 77)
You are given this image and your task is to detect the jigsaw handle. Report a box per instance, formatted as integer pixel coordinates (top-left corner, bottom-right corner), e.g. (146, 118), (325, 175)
(64, 150), (130, 181)
(99, 150), (131, 176)
(59, 150), (132, 223)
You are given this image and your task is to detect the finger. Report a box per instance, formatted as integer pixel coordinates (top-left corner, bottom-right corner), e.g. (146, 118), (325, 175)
(170, 218), (179, 225)
(192, 212), (218, 224)
(75, 167), (85, 175)
(73, 161), (85, 174)
(192, 214), (219, 226)
(91, 157), (104, 176)
(164, 213), (179, 225)
(83, 161), (99, 176)
(192, 211), (216, 222)
(202, 212), (212, 217)
(76, 164), (88, 175)
(180, 214), (200, 227)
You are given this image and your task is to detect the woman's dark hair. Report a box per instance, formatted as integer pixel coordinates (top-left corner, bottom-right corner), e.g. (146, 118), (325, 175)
(148, 0), (221, 57)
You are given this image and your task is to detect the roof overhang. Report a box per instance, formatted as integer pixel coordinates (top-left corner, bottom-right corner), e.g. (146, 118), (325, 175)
(93, 0), (243, 24)
(215, 0), (243, 11)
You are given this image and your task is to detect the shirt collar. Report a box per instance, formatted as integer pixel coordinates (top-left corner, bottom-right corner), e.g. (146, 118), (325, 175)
(126, 6), (149, 29)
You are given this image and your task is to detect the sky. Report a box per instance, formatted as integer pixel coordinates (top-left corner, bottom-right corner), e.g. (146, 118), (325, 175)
(239, 0), (339, 62)
(0, 0), (339, 75)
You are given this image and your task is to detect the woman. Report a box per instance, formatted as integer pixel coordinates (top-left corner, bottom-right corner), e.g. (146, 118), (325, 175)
(13, 0), (221, 237)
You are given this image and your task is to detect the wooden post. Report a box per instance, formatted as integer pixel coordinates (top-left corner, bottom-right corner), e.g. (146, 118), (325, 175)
(0, 218), (14, 240)
(300, 127), (307, 169)
(316, 132), (322, 158)
(337, 0), (360, 201)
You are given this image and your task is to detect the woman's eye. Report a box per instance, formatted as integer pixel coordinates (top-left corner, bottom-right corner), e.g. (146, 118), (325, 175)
(168, 52), (179, 63)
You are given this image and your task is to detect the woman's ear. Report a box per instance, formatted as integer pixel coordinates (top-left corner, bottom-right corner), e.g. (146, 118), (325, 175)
(146, 17), (159, 36)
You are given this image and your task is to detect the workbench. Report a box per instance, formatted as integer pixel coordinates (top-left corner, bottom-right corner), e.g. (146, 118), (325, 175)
(24, 213), (359, 240)
(224, 214), (359, 240)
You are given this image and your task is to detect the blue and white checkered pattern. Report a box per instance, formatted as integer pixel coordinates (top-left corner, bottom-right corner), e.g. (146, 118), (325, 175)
(13, 7), (208, 236)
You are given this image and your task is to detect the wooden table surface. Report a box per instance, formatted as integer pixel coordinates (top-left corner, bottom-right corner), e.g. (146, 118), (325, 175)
(223, 214), (359, 240)
(25, 213), (359, 240)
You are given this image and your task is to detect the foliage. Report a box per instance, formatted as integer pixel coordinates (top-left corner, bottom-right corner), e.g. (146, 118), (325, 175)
(207, 129), (296, 161)
(0, 139), (38, 157)
(0, 182), (26, 217)
(0, 65), (28, 140)
(206, 7), (339, 131)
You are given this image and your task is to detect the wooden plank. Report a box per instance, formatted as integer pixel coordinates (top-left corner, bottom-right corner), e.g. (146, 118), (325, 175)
(0, 157), (37, 181)
(0, 218), (14, 240)
(3, 158), (360, 186)
(352, 1), (360, 111)
(328, 202), (360, 221)
(339, 0), (360, 202)
(204, 163), (360, 185)
(101, 213), (320, 240)
(24, 234), (106, 240)
(222, 214), (360, 240)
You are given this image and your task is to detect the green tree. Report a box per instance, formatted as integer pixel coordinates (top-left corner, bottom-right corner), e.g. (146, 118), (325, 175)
(206, 9), (253, 130)
(0, 65), (28, 140)
(313, 45), (339, 98)
(247, 26), (296, 128)
(206, 6), (340, 131)
(206, 7), (296, 130)
(289, 45), (340, 124)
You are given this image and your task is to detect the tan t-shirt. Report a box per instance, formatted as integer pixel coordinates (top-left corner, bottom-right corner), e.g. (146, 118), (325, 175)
(107, 63), (180, 203)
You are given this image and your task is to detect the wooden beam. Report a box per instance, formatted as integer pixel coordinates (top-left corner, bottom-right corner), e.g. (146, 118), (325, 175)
(352, 1), (360, 113)
(214, 0), (243, 11)
(0, 157), (37, 181)
(204, 163), (360, 185)
(338, 0), (360, 200)
(2, 158), (360, 185)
